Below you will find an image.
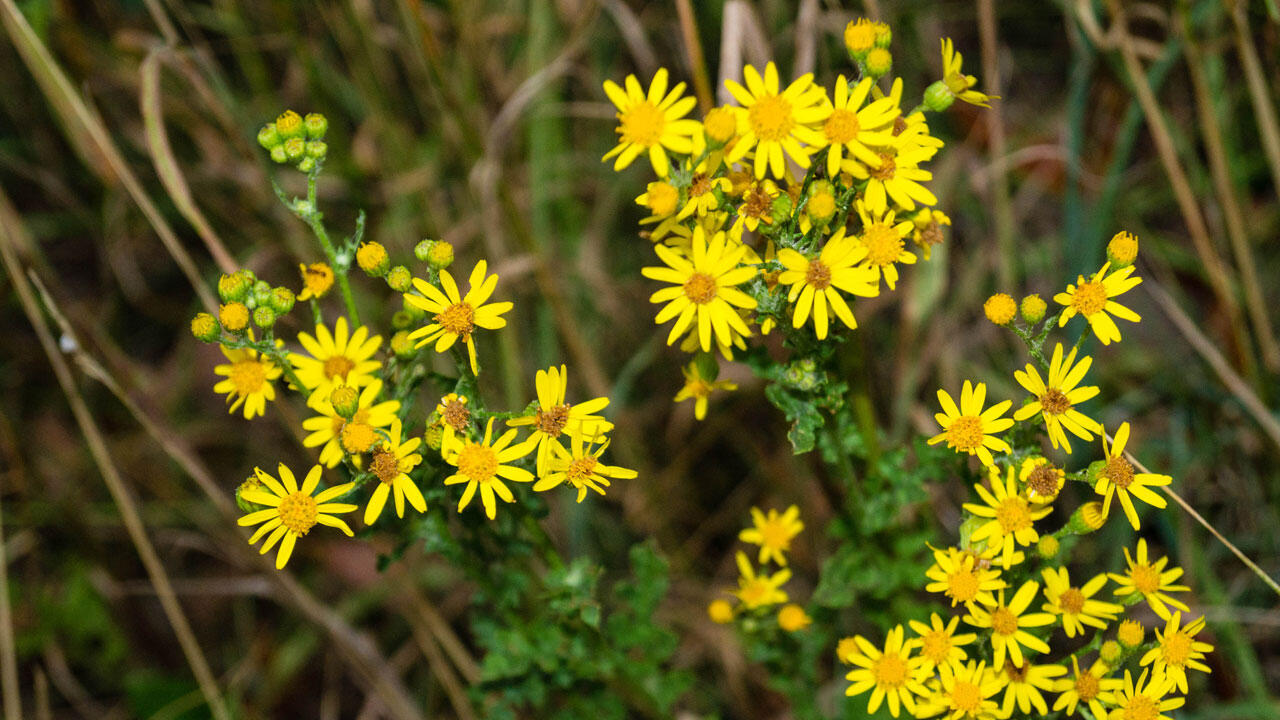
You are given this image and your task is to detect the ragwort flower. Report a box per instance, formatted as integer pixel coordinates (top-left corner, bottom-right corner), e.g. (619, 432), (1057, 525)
(724, 62), (827, 179)
(1012, 343), (1102, 453)
(238, 463), (356, 569)
(601, 68), (700, 176)
(642, 226), (757, 352)
(406, 260), (513, 375)
(213, 344), (281, 420)
(738, 505), (803, 566)
(928, 380), (1014, 467)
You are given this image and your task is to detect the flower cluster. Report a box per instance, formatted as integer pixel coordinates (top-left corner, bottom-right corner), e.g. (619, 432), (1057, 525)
(707, 506), (809, 632)
(604, 19), (991, 421)
(837, 232), (1213, 718)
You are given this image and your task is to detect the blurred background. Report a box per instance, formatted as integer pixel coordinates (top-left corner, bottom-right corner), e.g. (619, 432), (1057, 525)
(1, 0), (1278, 717)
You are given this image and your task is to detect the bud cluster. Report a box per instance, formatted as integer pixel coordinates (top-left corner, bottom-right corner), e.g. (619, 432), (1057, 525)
(258, 110), (329, 173)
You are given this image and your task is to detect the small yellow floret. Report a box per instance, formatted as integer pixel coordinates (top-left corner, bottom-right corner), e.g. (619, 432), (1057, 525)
(1107, 231), (1139, 267)
(703, 106), (737, 144)
(1117, 619), (1146, 648)
(1020, 294), (1047, 324)
(356, 242), (390, 276)
(778, 603), (812, 632)
(983, 293), (1017, 325)
(844, 18), (876, 54)
(219, 302), (250, 332)
(708, 599), (734, 624)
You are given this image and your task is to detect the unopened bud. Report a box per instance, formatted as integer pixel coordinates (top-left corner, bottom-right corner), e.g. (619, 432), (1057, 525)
(296, 156), (316, 173)
(257, 123), (282, 150)
(386, 266), (412, 292)
(425, 240), (454, 270)
(864, 48), (892, 79)
(275, 110), (304, 140)
(252, 305), (276, 329)
(305, 140), (327, 160)
(356, 242), (390, 277)
(923, 80), (956, 113)
(1020, 294), (1047, 324)
(219, 302), (250, 333)
(330, 385), (360, 419)
(190, 313), (220, 342)
(303, 112), (328, 140)
(269, 287), (296, 315)
(390, 330), (415, 358)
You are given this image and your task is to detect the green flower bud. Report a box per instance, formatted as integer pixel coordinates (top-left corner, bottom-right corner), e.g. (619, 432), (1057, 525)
(218, 272), (250, 302)
(257, 123), (282, 150)
(401, 296), (425, 321)
(923, 80), (956, 113)
(414, 239), (435, 262)
(425, 240), (454, 270)
(269, 145), (289, 164)
(424, 422), (444, 451)
(1099, 640), (1123, 665)
(865, 48), (892, 79)
(1020, 294), (1047, 324)
(251, 280), (273, 307)
(303, 112), (328, 139)
(296, 156), (316, 173)
(190, 313), (220, 342)
(305, 140), (328, 160)
(252, 305), (276, 329)
(390, 330), (415, 358)
(330, 385), (359, 419)
(1036, 535), (1060, 560)
(269, 287), (296, 315)
(276, 110), (304, 140)
(236, 475), (265, 512)
(693, 351), (719, 382)
(1065, 501), (1107, 535)
(356, 242), (390, 277)
(283, 137), (306, 161)
(874, 22), (892, 48)
(768, 193), (793, 227)
(386, 265), (412, 292)
(392, 310), (413, 330)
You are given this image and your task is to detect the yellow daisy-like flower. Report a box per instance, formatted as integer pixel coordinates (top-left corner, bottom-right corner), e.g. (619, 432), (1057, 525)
(928, 380), (1014, 467)
(237, 463), (356, 569)
(1140, 611), (1213, 693)
(907, 613), (976, 672)
(732, 177), (780, 233)
(816, 75), (897, 178)
(910, 207), (950, 260)
(1094, 422), (1171, 530)
(853, 201), (916, 290)
(534, 434), (637, 502)
(997, 661), (1066, 718)
(442, 417), (536, 520)
(363, 418), (425, 526)
(507, 365), (612, 476)
(964, 581), (1055, 670)
(1040, 566), (1123, 638)
(1110, 539), (1190, 620)
(777, 603), (812, 632)
(723, 62), (827, 179)
(213, 344), (281, 419)
(674, 359), (737, 420)
(1055, 262), (1142, 344)
(291, 317), (382, 397)
(842, 625), (929, 718)
(843, 140), (938, 214)
(297, 262), (334, 301)
(776, 228), (879, 339)
(1052, 657), (1122, 718)
(738, 505), (803, 566)
(302, 381), (400, 468)
(886, 78), (945, 152)
(1109, 669), (1184, 720)
(1018, 456), (1065, 503)
(919, 660), (1003, 720)
(924, 546), (1005, 608)
(642, 226), (757, 352)
(601, 68), (700, 176)
(1012, 343), (1102, 453)
(732, 551), (790, 609)
(435, 393), (471, 446)
(406, 260), (513, 376)
(964, 466), (1052, 569)
(941, 38), (996, 108)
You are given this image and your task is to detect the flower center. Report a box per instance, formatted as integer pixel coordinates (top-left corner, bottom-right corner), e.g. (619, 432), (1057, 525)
(1074, 672), (1099, 701)
(689, 174), (712, 198)
(340, 422), (377, 454)
(683, 272), (718, 304)
(1005, 663), (1029, 683)
(1130, 563), (1161, 594)
(1161, 632), (1192, 666)
(370, 447), (400, 484)
(322, 355), (355, 381)
(1060, 587), (1086, 615)
(1122, 695), (1159, 720)
(441, 399), (470, 431)
(873, 654), (907, 687)
(456, 444), (498, 483)
(920, 630), (952, 663)
(436, 302), (476, 338)
(946, 568), (980, 602)
(805, 259), (832, 290)
(950, 680), (982, 712)
(759, 520), (792, 551)
(946, 416), (984, 452)
(567, 456), (598, 485)
(990, 607), (1019, 636)
(619, 101), (665, 147)
(1104, 456), (1135, 489)
(535, 404), (571, 437)
(1040, 387), (1072, 415)
(996, 497), (1033, 533)
(278, 492), (318, 535)
(742, 185), (773, 219)
(1071, 281), (1108, 316)
(1026, 464), (1062, 499)
(862, 224), (903, 266)
(748, 94), (794, 142)
(892, 115), (909, 136)
(230, 360), (267, 394)
(823, 108), (860, 144)
(869, 154), (896, 181)
(738, 578), (770, 606)
(920, 221), (944, 247)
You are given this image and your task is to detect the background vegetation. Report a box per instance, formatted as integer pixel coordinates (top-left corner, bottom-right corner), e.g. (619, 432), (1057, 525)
(1, 0), (1278, 717)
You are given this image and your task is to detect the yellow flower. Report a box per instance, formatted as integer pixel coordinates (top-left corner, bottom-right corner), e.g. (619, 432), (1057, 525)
(1040, 566), (1123, 638)
(707, 599), (734, 624)
(1118, 618), (1146, 648)
(642, 226), (757, 352)
(983, 293), (1017, 325)
(911, 207), (950, 260)
(738, 505), (803, 566)
(212, 344), (281, 419)
(853, 202), (916, 290)
(732, 551), (790, 609)
(297, 262), (334, 301)
(842, 625), (929, 718)
(1052, 657), (1122, 718)
(732, 177), (781, 233)
(442, 418), (536, 520)
(405, 260), (513, 375)
(435, 393), (471, 447)
(302, 381), (400, 468)
(291, 317), (382, 397)
(1109, 669), (1184, 720)
(601, 68), (700, 176)
(1013, 343), (1103, 453)
(918, 660), (1003, 720)
(1108, 230), (1139, 267)
(928, 380), (1014, 467)
(941, 38), (996, 107)
(219, 302), (249, 332)
(533, 434), (636, 502)
(1110, 539), (1190, 620)
(843, 18), (877, 55)
(637, 180), (680, 220)
(1055, 262), (1142, 344)
(924, 546), (1005, 608)
(363, 418), (425, 525)
(997, 661), (1066, 718)
(964, 466), (1052, 569)
(907, 613), (976, 672)
(777, 229), (878, 339)
(964, 581), (1055, 670)
(1094, 422), (1171, 530)
(777, 603), (811, 632)
(816, 75), (897, 178)
(674, 360), (737, 420)
(724, 62), (827, 179)
(1019, 456), (1065, 503)
(1140, 612), (1213, 693)
(676, 166), (732, 221)
(507, 365), (612, 476)
(237, 463), (356, 569)
(843, 140), (938, 214)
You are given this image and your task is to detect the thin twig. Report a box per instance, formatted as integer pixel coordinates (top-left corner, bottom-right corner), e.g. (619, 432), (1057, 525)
(0, 488), (21, 720)
(1229, 0), (1280, 208)
(978, 0), (1015, 289)
(676, 0), (715, 113)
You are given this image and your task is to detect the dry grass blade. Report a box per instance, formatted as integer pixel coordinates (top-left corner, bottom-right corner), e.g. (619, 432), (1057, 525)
(978, 0), (1015, 289)
(0, 490), (21, 720)
(0, 0), (218, 311)
(676, 0), (714, 112)
(1229, 1), (1280, 208)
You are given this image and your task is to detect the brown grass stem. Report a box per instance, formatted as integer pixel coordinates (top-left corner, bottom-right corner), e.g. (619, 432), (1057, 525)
(0, 489), (21, 720)
(676, 0), (715, 114)
(1229, 0), (1280, 208)
(978, 0), (1016, 289)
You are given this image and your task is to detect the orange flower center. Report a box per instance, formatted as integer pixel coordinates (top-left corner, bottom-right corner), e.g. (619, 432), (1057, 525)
(278, 492), (318, 535)
(456, 444), (498, 483)
(1070, 281), (1108, 316)
(950, 680), (982, 712)
(946, 568), (980, 602)
(536, 404), (571, 437)
(370, 447), (400, 484)
(1026, 464), (1062, 499)
(805, 259), (832, 290)
(441, 399), (469, 431)
(946, 416), (984, 452)
(863, 223), (903, 266)
(1060, 587), (1086, 614)
(1161, 632), (1192, 666)
(1104, 456), (1135, 489)
(566, 456), (599, 485)
(340, 422), (376, 454)
(920, 630), (952, 663)
(1074, 672), (1100, 701)
(748, 94), (794, 142)
(1130, 563), (1161, 595)
(873, 654), (907, 687)
(996, 497), (1033, 533)
(869, 154), (896, 181)
(436, 302), (476, 338)
(683, 272), (718, 304)
(990, 607), (1019, 636)
(230, 360), (267, 394)
(1122, 695), (1159, 720)
(1005, 663), (1029, 683)
(323, 355), (355, 380)
(1040, 387), (1072, 415)
(823, 108), (861, 144)
(619, 101), (665, 147)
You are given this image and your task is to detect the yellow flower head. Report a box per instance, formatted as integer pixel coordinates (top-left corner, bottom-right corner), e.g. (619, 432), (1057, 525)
(1094, 422), (1172, 530)
(911, 207), (951, 260)
(817, 75), (897, 178)
(442, 417), (537, 520)
(707, 599), (734, 624)
(1019, 457), (1065, 503)
(732, 551), (790, 609)
(1140, 612), (1213, 694)
(436, 392), (471, 446)
(941, 38), (997, 107)
(673, 359), (737, 420)
(1013, 343), (1103, 453)
(777, 603), (812, 632)
(1040, 566), (1123, 638)
(854, 202), (917, 290)
(907, 612), (976, 672)
(724, 62), (828, 179)
(302, 380), (400, 468)
(1109, 539), (1190, 620)
(924, 546), (1005, 608)
(1052, 656), (1122, 719)
(533, 434), (636, 503)
(508, 364), (613, 476)
(738, 505), (803, 566)
(602, 68), (700, 176)
(928, 380), (1014, 467)
(963, 580), (1055, 670)
(642, 225), (757, 352)
(1055, 262), (1143, 344)
(732, 177), (781, 233)
(212, 344), (281, 419)
(921, 660), (1005, 720)
(363, 418), (426, 525)
(405, 260), (513, 375)
(1107, 230), (1140, 267)
(963, 466), (1052, 569)
(997, 661), (1066, 718)
(777, 228), (878, 340)
(237, 463), (356, 569)
(843, 18), (877, 55)
(297, 262), (334, 301)
(983, 293), (1017, 325)
(843, 139), (938, 214)
(842, 625), (929, 718)
(291, 317), (382, 397)
(1109, 668), (1185, 720)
